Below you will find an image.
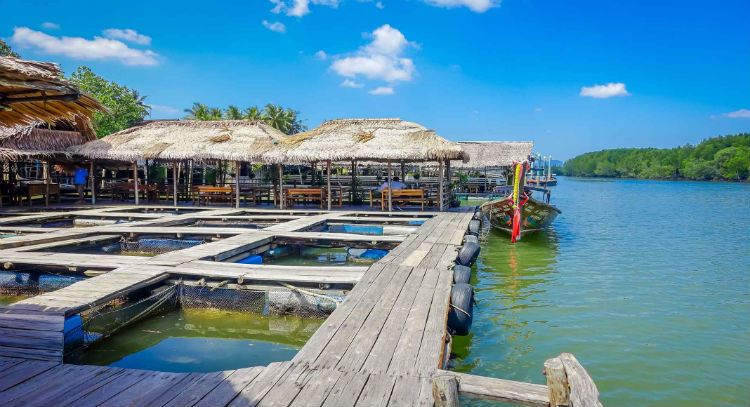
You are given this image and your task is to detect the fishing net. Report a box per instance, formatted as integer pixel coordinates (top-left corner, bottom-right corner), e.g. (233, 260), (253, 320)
(119, 237), (206, 256)
(0, 269), (85, 296)
(178, 284), (341, 318)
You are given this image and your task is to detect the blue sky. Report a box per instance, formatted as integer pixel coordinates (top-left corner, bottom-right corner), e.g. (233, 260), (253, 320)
(2, 0), (749, 159)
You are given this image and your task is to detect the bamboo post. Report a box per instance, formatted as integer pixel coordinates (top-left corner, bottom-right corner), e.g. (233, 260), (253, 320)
(438, 159), (444, 211)
(432, 375), (459, 407)
(44, 161), (50, 207)
(326, 160), (332, 210)
(387, 160), (393, 212)
(173, 161), (178, 207)
(235, 161), (241, 209)
(278, 164), (284, 209)
(133, 162), (139, 205)
(90, 160), (96, 205)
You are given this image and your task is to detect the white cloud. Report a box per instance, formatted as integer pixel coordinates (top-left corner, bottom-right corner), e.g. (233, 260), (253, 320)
(369, 86), (394, 95)
(102, 28), (152, 46)
(534, 107), (543, 112)
(376, 1), (384, 8)
(331, 24), (416, 84)
(11, 27), (160, 66)
(721, 109), (750, 119)
(423, 0), (499, 13)
(314, 50), (328, 60)
(340, 79), (364, 88)
(41, 22), (59, 30)
(579, 82), (630, 98)
(262, 20), (287, 33)
(269, 0), (339, 17)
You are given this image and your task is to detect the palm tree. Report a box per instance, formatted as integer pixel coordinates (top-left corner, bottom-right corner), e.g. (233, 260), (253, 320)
(224, 105), (243, 120)
(262, 104), (290, 133)
(208, 107), (223, 121)
(184, 103), (211, 120)
(243, 106), (262, 121)
(284, 108), (306, 134)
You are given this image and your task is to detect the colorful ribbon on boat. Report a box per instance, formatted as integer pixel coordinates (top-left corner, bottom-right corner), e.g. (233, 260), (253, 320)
(510, 161), (528, 243)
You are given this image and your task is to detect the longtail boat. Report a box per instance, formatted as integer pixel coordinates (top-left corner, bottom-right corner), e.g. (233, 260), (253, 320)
(480, 161), (561, 242)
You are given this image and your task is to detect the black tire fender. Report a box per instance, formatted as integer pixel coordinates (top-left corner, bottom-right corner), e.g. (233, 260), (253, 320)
(453, 265), (471, 284)
(456, 242), (480, 267)
(447, 283), (474, 335)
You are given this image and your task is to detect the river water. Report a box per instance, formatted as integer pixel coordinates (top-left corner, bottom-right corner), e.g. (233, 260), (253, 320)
(452, 177), (749, 406)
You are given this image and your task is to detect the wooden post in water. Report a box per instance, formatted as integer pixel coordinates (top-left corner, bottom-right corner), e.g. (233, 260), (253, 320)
(544, 353), (603, 407)
(235, 161), (241, 209)
(432, 375), (459, 407)
(544, 356), (569, 406)
(90, 160), (96, 205)
(173, 161), (178, 207)
(387, 160), (393, 212)
(133, 162), (139, 205)
(438, 159), (444, 211)
(44, 161), (50, 207)
(326, 160), (332, 210)
(278, 164), (284, 209)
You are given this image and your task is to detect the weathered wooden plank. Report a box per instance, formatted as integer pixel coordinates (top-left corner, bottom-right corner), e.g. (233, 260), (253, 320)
(228, 361), (293, 407)
(0, 360), (57, 392)
(559, 352), (603, 407)
(441, 370), (550, 407)
(193, 367), (264, 407)
(354, 373), (396, 406)
(325, 371), (370, 407)
(69, 369), (152, 406)
(287, 368), (344, 407)
(100, 371), (189, 407)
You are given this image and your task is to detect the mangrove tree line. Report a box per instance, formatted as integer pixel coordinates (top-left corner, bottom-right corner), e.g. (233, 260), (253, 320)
(562, 133), (750, 181)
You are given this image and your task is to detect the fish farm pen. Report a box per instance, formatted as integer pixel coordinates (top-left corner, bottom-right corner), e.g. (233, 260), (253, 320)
(0, 205), (602, 406)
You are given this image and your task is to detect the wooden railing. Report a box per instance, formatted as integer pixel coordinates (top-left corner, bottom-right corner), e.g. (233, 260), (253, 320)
(432, 353), (602, 407)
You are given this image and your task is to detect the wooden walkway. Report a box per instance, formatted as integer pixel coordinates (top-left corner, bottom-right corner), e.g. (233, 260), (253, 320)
(0, 206), (472, 405)
(0, 205), (602, 406)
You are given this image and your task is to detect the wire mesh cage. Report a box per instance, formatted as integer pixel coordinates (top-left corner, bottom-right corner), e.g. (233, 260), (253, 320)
(0, 270), (85, 296)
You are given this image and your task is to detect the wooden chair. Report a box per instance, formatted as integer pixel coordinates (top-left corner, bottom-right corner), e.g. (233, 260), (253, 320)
(286, 188), (324, 208)
(380, 188), (425, 211)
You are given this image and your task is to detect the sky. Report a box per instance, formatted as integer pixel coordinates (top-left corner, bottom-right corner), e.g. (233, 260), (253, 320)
(2, 0), (749, 159)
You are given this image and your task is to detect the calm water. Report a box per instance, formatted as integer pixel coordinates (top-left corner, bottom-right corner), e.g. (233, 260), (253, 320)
(452, 177), (749, 406)
(68, 308), (323, 372)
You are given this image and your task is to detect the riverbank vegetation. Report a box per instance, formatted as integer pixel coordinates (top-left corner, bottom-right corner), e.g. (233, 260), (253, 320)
(562, 134), (750, 181)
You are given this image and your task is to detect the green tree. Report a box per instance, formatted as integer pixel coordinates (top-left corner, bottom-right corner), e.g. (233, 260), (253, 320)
(184, 103), (212, 120)
(243, 106), (262, 121)
(69, 66), (150, 137)
(0, 39), (19, 58)
(224, 105), (243, 120)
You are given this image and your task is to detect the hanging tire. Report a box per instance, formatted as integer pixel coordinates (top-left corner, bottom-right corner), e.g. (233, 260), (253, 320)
(468, 220), (481, 236)
(453, 265), (471, 284)
(464, 235), (479, 245)
(448, 283), (474, 335)
(456, 242), (480, 267)
(472, 210), (481, 220)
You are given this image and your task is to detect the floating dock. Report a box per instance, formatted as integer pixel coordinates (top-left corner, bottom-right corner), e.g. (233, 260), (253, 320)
(0, 206), (602, 406)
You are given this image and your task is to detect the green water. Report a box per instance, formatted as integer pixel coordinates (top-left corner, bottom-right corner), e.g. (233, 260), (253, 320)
(68, 308), (323, 373)
(0, 294), (28, 305)
(452, 178), (749, 406)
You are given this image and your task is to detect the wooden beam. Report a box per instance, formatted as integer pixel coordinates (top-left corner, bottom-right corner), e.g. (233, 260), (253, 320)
(559, 353), (603, 407)
(235, 161), (241, 209)
(387, 160), (392, 212)
(90, 160), (96, 205)
(432, 375), (459, 407)
(133, 162), (139, 205)
(326, 160), (332, 211)
(173, 161), (178, 207)
(437, 370), (549, 407)
(544, 357), (570, 406)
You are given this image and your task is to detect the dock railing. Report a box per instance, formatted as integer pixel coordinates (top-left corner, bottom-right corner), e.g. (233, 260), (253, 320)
(432, 352), (603, 407)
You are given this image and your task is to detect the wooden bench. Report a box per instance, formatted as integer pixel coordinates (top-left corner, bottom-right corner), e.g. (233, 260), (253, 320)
(196, 186), (233, 206)
(379, 188), (425, 210)
(286, 188), (324, 208)
(23, 183), (60, 206)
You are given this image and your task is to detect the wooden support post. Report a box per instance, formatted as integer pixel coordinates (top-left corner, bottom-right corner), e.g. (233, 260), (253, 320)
(326, 160), (332, 210)
(559, 353), (603, 407)
(387, 160), (393, 212)
(173, 161), (178, 207)
(438, 159), (444, 211)
(544, 357), (569, 407)
(133, 161), (139, 205)
(235, 161), (241, 209)
(400, 161), (406, 180)
(90, 160), (96, 205)
(351, 160), (356, 205)
(278, 164), (284, 209)
(432, 375), (459, 407)
(44, 161), (50, 207)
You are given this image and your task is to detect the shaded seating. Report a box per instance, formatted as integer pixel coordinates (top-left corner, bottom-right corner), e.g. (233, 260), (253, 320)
(380, 188), (425, 211)
(286, 188), (324, 208)
(21, 182), (60, 206)
(195, 186), (233, 206)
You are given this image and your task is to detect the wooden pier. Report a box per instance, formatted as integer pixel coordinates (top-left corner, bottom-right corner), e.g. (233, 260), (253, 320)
(0, 205), (602, 406)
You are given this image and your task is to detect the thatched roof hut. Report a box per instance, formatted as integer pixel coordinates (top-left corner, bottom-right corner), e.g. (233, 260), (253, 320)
(69, 120), (287, 162)
(0, 116), (96, 161)
(0, 57), (104, 126)
(453, 141), (533, 169)
(271, 118), (467, 164)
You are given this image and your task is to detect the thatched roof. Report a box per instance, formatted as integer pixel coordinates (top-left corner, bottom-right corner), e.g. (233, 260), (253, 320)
(69, 120), (287, 162)
(0, 116), (96, 160)
(269, 118), (468, 164)
(0, 57), (104, 126)
(453, 141), (533, 169)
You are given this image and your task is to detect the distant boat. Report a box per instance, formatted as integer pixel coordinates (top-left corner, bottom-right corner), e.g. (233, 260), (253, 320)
(528, 175), (558, 186)
(480, 161), (561, 242)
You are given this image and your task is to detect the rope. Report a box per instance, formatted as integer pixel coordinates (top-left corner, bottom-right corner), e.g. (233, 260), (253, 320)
(278, 281), (343, 304)
(450, 303), (472, 317)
